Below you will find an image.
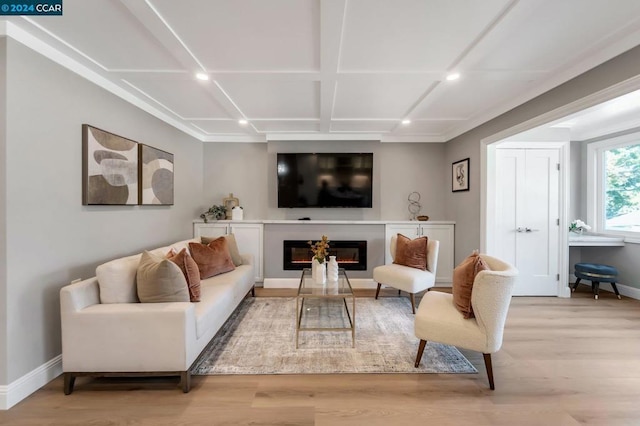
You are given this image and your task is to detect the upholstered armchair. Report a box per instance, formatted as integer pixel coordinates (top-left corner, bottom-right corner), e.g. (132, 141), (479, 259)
(373, 234), (439, 313)
(413, 255), (518, 390)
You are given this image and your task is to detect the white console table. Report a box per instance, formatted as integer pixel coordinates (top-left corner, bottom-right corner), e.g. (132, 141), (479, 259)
(568, 234), (625, 247)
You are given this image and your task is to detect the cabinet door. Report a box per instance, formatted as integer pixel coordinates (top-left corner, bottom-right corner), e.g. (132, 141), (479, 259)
(384, 224), (422, 263)
(193, 223), (229, 239)
(419, 224), (454, 284)
(230, 223), (264, 282)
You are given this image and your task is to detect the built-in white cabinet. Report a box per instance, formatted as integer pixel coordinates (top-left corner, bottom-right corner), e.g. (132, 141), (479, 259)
(385, 223), (455, 284)
(194, 222), (264, 282)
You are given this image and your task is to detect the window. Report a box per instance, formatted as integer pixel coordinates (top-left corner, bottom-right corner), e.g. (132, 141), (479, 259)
(588, 132), (640, 240)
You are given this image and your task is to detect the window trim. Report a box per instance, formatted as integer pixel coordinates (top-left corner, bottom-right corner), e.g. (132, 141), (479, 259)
(587, 130), (640, 243)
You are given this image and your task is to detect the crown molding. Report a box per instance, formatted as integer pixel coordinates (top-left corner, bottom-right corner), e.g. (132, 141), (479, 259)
(0, 20), (207, 141)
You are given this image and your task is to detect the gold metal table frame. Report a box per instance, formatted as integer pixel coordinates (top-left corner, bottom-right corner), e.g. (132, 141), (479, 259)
(296, 268), (355, 348)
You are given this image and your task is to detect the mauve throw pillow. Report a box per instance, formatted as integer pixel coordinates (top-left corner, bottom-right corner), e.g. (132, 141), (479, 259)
(452, 251), (491, 319)
(166, 248), (201, 302)
(393, 234), (428, 270)
(136, 251), (190, 303)
(201, 234), (243, 266)
(189, 239), (236, 279)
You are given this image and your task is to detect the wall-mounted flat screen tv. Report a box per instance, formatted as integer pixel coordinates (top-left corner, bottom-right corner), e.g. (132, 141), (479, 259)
(277, 153), (373, 208)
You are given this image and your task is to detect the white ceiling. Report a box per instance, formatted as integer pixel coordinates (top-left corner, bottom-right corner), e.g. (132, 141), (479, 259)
(5, 0), (640, 142)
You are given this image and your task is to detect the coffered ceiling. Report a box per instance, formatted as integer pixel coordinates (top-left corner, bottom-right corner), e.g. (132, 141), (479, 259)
(5, 0), (640, 142)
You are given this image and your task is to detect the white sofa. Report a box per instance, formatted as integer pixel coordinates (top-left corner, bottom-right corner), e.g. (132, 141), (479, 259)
(59, 238), (255, 394)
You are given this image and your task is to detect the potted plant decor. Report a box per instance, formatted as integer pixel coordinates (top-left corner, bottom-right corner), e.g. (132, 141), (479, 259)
(200, 204), (227, 222)
(308, 235), (330, 284)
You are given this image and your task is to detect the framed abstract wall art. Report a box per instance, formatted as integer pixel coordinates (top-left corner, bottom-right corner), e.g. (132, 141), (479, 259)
(452, 158), (469, 192)
(82, 124), (138, 205)
(139, 144), (174, 205)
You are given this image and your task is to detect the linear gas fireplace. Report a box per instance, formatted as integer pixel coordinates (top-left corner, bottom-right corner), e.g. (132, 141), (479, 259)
(283, 240), (367, 271)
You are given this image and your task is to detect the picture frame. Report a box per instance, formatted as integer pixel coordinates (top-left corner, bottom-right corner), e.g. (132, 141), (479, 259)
(82, 124), (139, 205)
(139, 144), (174, 205)
(452, 158), (470, 192)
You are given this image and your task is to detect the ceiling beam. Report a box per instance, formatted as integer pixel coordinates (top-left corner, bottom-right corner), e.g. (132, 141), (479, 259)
(319, 0), (346, 133)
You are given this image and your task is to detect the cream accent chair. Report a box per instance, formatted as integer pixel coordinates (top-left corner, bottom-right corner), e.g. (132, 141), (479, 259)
(373, 235), (439, 314)
(414, 255), (517, 390)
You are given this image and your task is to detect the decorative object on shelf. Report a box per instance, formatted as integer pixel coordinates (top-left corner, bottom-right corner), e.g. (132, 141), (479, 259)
(231, 206), (244, 221)
(82, 124), (138, 205)
(312, 258), (327, 285)
(417, 215), (429, 221)
(408, 191), (422, 220)
(139, 144), (174, 205)
(569, 219), (591, 234)
(309, 235), (330, 284)
(452, 158), (470, 192)
(327, 255), (339, 282)
(222, 193), (239, 219)
(200, 204), (227, 222)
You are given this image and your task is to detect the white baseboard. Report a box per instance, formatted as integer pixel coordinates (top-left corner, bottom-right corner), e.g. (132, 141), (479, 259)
(263, 278), (452, 290)
(263, 278), (378, 289)
(0, 355), (62, 410)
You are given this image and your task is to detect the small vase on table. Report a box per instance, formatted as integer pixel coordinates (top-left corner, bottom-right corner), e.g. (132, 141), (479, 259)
(312, 258), (326, 285)
(327, 256), (339, 282)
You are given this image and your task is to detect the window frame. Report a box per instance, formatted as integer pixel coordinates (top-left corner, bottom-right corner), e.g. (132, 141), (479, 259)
(587, 130), (640, 243)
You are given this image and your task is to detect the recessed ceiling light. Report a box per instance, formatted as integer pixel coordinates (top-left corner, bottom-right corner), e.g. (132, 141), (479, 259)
(238, 119), (248, 125)
(446, 72), (460, 81)
(401, 119), (411, 125)
(195, 72), (209, 81)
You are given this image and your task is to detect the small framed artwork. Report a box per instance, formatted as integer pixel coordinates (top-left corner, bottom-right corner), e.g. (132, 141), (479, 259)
(452, 158), (470, 192)
(139, 144), (174, 205)
(82, 124), (138, 205)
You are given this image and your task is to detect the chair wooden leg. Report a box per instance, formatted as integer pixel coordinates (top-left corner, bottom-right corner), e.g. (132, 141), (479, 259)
(63, 373), (75, 395)
(483, 353), (495, 390)
(415, 340), (427, 368)
(410, 293), (416, 314)
(375, 283), (381, 299)
(593, 281), (600, 300)
(181, 371), (191, 393)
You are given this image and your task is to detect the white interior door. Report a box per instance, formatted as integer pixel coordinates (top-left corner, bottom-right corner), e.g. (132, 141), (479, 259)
(495, 148), (560, 296)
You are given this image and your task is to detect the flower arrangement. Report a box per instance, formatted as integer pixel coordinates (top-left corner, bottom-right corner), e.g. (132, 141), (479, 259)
(308, 235), (330, 263)
(569, 219), (591, 233)
(200, 205), (227, 222)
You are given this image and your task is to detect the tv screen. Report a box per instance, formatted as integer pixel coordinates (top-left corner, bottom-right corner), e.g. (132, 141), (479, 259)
(277, 153), (373, 208)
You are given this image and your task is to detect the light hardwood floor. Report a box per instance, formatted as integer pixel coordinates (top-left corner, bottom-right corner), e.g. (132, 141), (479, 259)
(1, 287), (640, 425)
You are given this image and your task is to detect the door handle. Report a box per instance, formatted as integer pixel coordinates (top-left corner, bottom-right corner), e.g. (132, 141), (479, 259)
(525, 228), (539, 232)
(516, 227), (525, 233)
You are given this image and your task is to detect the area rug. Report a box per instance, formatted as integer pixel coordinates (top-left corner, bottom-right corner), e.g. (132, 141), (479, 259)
(192, 297), (477, 375)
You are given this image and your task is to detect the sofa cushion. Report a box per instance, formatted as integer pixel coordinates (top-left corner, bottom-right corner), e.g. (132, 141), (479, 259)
(452, 251), (491, 319)
(167, 248), (201, 302)
(393, 234), (428, 270)
(137, 251), (190, 303)
(202, 234), (243, 266)
(96, 253), (142, 304)
(189, 240), (235, 279)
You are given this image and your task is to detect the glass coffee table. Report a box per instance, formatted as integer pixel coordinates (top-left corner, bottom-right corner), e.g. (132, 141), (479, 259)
(296, 268), (355, 348)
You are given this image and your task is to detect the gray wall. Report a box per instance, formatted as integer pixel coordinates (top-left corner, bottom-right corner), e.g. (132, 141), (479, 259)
(445, 44), (640, 266)
(0, 37), (7, 385)
(3, 39), (203, 384)
(203, 141), (446, 221)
